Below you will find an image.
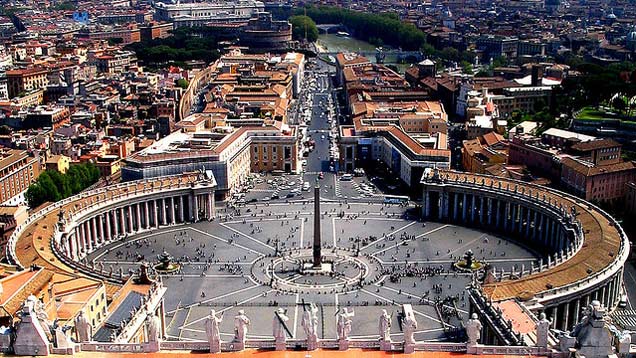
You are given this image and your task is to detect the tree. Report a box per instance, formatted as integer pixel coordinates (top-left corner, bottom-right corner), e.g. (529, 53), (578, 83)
(460, 61), (473, 74)
(440, 47), (460, 63)
(612, 96), (627, 114)
(176, 78), (189, 89)
(52, 1), (76, 10)
(108, 38), (124, 46)
(294, 6), (426, 50)
(289, 15), (319, 43)
(25, 163), (101, 208)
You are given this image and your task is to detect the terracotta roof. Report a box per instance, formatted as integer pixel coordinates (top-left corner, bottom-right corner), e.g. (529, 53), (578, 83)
(561, 157), (636, 177)
(480, 132), (505, 147)
(570, 138), (621, 152)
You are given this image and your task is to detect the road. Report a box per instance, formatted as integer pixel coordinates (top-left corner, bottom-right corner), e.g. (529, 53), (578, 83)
(298, 59), (338, 199)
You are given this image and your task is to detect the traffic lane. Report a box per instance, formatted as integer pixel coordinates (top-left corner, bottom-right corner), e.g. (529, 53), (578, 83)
(305, 132), (331, 173)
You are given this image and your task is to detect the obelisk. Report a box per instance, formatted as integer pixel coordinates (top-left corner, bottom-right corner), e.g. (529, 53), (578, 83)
(313, 185), (322, 268)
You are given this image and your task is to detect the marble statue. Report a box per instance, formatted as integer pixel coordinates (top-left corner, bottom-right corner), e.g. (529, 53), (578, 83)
(561, 300), (618, 358)
(205, 309), (222, 352)
(301, 302), (319, 341)
(74, 311), (92, 343)
(145, 312), (161, 342)
(402, 310), (418, 344)
(536, 312), (551, 349)
(465, 313), (483, 346)
(272, 308), (289, 342)
(234, 310), (250, 344)
(336, 308), (355, 340)
(379, 309), (391, 342)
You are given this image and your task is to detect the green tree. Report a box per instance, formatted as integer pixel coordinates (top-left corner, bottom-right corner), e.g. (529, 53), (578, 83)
(176, 78), (189, 89)
(52, 1), (76, 10)
(460, 61), (473, 74)
(289, 15), (319, 42)
(25, 163), (101, 208)
(612, 96), (627, 114)
(294, 6), (426, 50)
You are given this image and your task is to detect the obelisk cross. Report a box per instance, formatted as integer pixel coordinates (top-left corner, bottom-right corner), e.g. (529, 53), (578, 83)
(313, 185), (322, 268)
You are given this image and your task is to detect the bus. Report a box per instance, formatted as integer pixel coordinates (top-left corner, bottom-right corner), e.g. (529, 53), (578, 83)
(383, 195), (410, 205)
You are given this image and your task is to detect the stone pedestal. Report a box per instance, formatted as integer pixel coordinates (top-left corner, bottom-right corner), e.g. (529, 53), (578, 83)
(380, 340), (392, 351)
(13, 310), (50, 356)
(466, 344), (481, 355)
(144, 341), (160, 353)
(209, 341), (221, 353)
(232, 342), (245, 351)
(275, 339), (286, 351)
(307, 337), (319, 350)
(404, 342), (415, 354)
(338, 339), (349, 350)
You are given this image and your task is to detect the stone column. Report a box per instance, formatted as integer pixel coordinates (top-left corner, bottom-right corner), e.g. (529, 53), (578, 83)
(179, 196), (185, 222)
(424, 191), (431, 219)
(67, 234), (75, 259)
(606, 281), (613, 307)
(120, 207), (127, 234)
(487, 198), (492, 226)
(105, 212), (112, 241)
(479, 197), (485, 225)
(504, 202), (510, 232)
(550, 220), (557, 250)
(193, 194), (200, 222)
(170, 196), (176, 225)
(561, 302), (570, 331)
(207, 193), (214, 220)
(144, 201), (150, 229)
(600, 286), (607, 307)
(98, 215), (104, 244)
(441, 192), (449, 219)
(462, 193), (468, 221)
(525, 208), (531, 238)
(470, 195), (476, 222)
(90, 218), (97, 249)
(136, 203), (142, 231)
(162, 198), (168, 226)
(79, 223), (87, 254)
(495, 200), (501, 229)
(128, 205), (134, 232)
(153, 200), (159, 227)
(572, 299), (581, 326)
(113, 209), (120, 237)
(453, 192), (459, 220)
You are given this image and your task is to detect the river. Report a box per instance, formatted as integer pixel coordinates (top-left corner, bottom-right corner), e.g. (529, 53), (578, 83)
(317, 33), (412, 74)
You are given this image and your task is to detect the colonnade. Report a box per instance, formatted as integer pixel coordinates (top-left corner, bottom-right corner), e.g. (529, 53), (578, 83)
(421, 172), (627, 332)
(424, 190), (577, 256)
(60, 191), (215, 261)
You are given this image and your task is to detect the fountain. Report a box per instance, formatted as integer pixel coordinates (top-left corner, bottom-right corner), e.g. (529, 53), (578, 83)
(154, 251), (180, 273)
(454, 250), (484, 272)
